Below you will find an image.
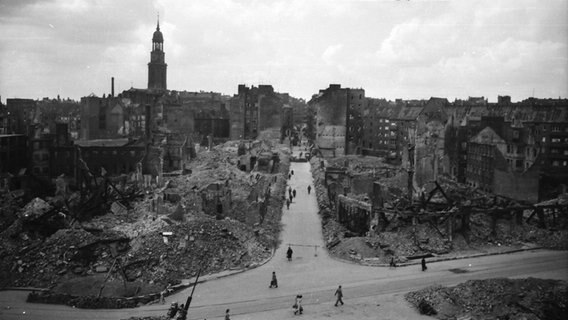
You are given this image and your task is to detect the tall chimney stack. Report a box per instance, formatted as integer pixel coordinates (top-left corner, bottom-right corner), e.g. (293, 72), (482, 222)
(111, 77), (115, 97)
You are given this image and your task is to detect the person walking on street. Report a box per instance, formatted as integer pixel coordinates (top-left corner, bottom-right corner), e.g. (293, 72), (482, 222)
(291, 169), (294, 176)
(167, 302), (179, 319)
(225, 309), (231, 320)
(293, 189), (297, 198)
(307, 185), (312, 195)
(160, 290), (166, 304)
(422, 257), (427, 271)
(287, 246), (293, 261)
(390, 257), (397, 268)
(334, 285), (344, 306)
(176, 304), (186, 320)
(286, 198), (290, 210)
(269, 271), (278, 288)
(293, 294), (303, 315)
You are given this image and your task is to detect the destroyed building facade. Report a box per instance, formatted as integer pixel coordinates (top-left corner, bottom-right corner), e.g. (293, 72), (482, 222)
(230, 84), (289, 140)
(308, 84), (366, 157)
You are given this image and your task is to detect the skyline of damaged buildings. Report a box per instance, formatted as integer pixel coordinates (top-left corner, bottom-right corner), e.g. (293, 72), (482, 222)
(308, 84), (568, 203)
(1, 20), (567, 205)
(0, 20), (306, 197)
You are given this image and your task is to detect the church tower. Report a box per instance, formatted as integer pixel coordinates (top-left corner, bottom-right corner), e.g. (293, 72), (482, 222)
(148, 18), (167, 91)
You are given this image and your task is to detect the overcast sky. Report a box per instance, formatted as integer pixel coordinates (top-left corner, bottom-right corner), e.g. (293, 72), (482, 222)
(1, 0), (567, 102)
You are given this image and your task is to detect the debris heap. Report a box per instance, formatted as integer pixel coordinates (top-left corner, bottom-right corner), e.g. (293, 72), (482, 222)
(406, 278), (568, 320)
(0, 139), (291, 302)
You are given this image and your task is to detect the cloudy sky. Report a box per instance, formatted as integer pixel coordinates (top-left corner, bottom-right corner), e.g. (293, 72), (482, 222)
(1, 0), (567, 102)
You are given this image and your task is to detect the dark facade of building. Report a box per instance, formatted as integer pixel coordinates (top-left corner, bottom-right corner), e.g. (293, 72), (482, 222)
(466, 126), (540, 202)
(0, 101), (7, 135)
(361, 99), (400, 158)
(29, 134), (54, 177)
(230, 85), (285, 140)
(80, 95), (124, 140)
(0, 134), (28, 174)
(6, 98), (36, 135)
(50, 139), (145, 187)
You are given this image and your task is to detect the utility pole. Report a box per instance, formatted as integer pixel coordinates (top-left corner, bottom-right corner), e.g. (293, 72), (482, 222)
(177, 266), (203, 320)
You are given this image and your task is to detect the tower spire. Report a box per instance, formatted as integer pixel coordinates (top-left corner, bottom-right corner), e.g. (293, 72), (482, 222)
(148, 13), (167, 91)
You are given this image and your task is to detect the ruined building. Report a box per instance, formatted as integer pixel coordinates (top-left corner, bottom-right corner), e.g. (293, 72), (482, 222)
(230, 85), (287, 140)
(5, 98), (36, 135)
(308, 84), (365, 157)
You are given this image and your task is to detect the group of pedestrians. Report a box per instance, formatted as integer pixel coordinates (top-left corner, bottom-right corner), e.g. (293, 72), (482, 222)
(166, 302), (187, 320)
(268, 269), (345, 315)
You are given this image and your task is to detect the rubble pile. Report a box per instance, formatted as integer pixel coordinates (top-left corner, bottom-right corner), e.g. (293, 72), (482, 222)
(467, 212), (568, 249)
(328, 223), (451, 264)
(0, 138), (290, 302)
(406, 278), (568, 320)
(310, 155), (568, 263)
(0, 228), (129, 288)
(326, 155), (401, 177)
(122, 216), (272, 285)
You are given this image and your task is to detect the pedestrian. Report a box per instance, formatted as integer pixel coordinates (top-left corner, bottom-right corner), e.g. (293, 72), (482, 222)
(269, 271), (278, 288)
(291, 169), (294, 176)
(299, 152), (303, 158)
(167, 302), (179, 319)
(287, 246), (293, 261)
(160, 290), (165, 304)
(389, 257), (397, 268)
(307, 185), (312, 195)
(176, 304), (186, 320)
(334, 285), (344, 306)
(289, 173), (291, 179)
(286, 198), (290, 210)
(225, 308), (231, 320)
(293, 189), (297, 198)
(289, 189), (293, 199)
(293, 294), (303, 315)
(421, 257), (427, 271)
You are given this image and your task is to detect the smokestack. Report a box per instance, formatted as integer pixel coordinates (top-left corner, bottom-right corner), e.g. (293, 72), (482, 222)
(111, 77), (115, 97)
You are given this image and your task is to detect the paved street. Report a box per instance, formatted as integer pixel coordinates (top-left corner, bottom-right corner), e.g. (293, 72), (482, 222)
(1, 156), (567, 320)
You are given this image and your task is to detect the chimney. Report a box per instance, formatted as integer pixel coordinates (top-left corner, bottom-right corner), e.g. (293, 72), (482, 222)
(111, 77), (115, 97)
